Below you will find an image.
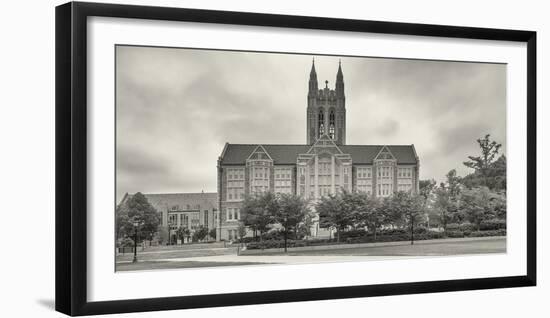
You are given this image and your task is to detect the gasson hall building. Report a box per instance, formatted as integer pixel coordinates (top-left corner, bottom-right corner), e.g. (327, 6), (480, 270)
(216, 60), (420, 240)
(122, 60), (420, 243)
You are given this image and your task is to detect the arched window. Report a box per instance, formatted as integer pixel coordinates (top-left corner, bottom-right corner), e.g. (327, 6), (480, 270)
(329, 110), (335, 139)
(318, 109), (325, 138)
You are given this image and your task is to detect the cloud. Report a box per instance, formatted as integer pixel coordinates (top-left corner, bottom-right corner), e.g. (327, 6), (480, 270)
(115, 46), (506, 202)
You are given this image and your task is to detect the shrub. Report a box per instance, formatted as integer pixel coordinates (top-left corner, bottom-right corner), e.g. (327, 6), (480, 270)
(459, 222), (476, 232)
(413, 226), (429, 234)
(263, 230), (284, 241)
(379, 228), (408, 236)
(479, 219), (506, 231)
(339, 229), (367, 240)
(120, 237), (135, 247)
(446, 223), (460, 231)
(469, 229), (506, 237)
(445, 230), (464, 238)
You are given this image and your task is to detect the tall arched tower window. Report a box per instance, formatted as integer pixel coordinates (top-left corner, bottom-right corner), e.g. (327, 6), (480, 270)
(318, 109), (325, 138)
(329, 110), (335, 140)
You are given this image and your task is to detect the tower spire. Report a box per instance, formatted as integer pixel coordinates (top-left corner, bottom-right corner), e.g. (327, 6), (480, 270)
(310, 58), (317, 78)
(336, 59), (345, 98)
(308, 57), (318, 96)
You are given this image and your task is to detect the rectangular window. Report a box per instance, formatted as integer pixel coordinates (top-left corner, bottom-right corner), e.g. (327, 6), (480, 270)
(226, 208), (239, 221)
(227, 168), (245, 201)
(274, 167), (292, 194)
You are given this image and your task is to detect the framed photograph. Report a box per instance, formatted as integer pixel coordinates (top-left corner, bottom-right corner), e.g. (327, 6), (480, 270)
(55, 1), (536, 316)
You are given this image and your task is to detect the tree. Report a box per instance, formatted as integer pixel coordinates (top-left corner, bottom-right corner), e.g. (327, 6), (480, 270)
(176, 227), (190, 244)
(462, 154), (507, 191)
(463, 134), (502, 187)
(116, 192), (160, 244)
(208, 228), (217, 241)
(340, 190), (367, 230)
(460, 187), (496, 230)
(419, 179), (436, 204)
(445, 169), (462, 198)
(316, 194), (351, 242)
(296, 212), (315, 239)
(240, 192), (279, 241)
(419, 179), (437, 228)
(433, 184), (452, 233)
(115, 202), (130, 240)
(359, 194), (384, 241)
(192, 225), (209, 242)
(390, 192), (423, 244)
(275, 193), (311, 241)
(237, 222), (247, 242)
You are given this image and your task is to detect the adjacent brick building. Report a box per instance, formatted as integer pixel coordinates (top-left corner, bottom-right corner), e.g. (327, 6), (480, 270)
(120, 192), (218, 243)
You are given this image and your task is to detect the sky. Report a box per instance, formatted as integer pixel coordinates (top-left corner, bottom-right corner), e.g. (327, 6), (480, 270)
(116, 45), (506, 203)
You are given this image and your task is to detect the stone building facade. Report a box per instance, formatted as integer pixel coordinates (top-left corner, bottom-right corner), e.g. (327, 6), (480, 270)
(216, 60), (420, 240)
(120, 192), (218, 243)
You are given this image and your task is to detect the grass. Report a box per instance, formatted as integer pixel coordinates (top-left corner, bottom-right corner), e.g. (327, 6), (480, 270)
(116, 260), (267, 271)
(251, 237), (506, 256)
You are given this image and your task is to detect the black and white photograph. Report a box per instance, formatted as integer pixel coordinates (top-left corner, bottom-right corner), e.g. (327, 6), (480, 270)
(1, 0), (545, 317)
(115, 46), (508, 272)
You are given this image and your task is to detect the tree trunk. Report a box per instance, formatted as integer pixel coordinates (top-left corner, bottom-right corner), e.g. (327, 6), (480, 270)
(410, 217), (414, 245)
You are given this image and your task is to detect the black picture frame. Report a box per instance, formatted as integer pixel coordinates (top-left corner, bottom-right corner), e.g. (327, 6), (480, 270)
(55, 1), (537, 316)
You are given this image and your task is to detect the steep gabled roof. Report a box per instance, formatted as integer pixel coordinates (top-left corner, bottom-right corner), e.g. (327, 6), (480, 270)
(247, 144), (273, 160)
(220, 144), (418, 165)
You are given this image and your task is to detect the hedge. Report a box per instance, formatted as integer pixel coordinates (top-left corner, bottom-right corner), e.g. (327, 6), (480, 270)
(246, 229), (506, 250)
(479, 219), (506, 231)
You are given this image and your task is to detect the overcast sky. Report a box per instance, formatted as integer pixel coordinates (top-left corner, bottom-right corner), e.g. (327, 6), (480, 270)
(116, 45), (506, 203)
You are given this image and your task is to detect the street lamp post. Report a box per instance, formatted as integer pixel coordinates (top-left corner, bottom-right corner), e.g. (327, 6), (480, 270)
(284, 216), (288, 253)
(132, 220), (139, 263)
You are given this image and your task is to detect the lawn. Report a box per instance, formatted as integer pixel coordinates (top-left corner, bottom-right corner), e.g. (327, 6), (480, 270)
(251, 237), (506, 257)
(116, 260), (267, 271)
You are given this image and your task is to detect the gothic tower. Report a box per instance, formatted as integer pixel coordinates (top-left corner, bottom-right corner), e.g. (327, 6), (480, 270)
(306, 59), (346, 145)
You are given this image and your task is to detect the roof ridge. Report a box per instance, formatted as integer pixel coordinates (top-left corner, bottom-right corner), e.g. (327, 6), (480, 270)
(227, 143), (310, 146)
(135, 192), (217, 196)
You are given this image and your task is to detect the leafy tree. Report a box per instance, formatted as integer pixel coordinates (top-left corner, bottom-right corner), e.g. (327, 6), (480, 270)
(463, 134), (502, 187)
(296, 212), (315, 239)
(237, 222), (248, 242)
(492, 192), (507, 219)
(340, 190), (367, 230)
(240, 192), (279, 241)
(419, 179), (437, 204)
(116, 192), (160, 243)
(115, 202), (130, 240)
(445, 169), (462, 198)
(208, 228), (217, 241)
(275, 193), (311, 240)
(359, 194), (384, 241)
(462, 154), (507, 191)
(192, 225), (209, 242)
(433, 184), (453, 233)
(176, 227), (190, 244)
(316, 193), (351, 242)
(382, 196), (404, 228)
(460, 187), (496, 230)
(390, 192), (423, 244)
(158, 226), (169, 245)
(419, 179), (437, 228)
